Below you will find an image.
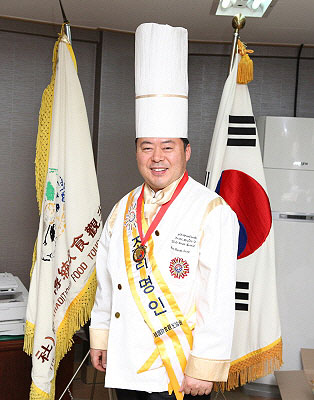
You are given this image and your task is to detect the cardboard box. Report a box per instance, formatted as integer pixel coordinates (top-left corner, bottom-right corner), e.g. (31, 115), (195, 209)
(275, 348), (314, 400)
(275, 371), (313, 400)
(301, 348), (314, 389)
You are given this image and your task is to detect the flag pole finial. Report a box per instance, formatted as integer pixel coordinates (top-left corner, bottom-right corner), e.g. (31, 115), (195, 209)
(232, 13), (246, 31)
(58, 0), (72, 45)
(229, 13), (246, 75)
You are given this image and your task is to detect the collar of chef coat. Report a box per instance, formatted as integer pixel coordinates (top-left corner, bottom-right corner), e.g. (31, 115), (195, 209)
(143, 172), (185, 223)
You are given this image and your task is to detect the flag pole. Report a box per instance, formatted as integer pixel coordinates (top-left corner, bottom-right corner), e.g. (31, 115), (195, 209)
(204, 13), (246, 187)
(228, 13), (246, 75)
(59, 0), (72, 44)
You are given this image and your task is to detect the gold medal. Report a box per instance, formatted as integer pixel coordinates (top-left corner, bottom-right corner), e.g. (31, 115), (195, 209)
(133, 245), (146, 262)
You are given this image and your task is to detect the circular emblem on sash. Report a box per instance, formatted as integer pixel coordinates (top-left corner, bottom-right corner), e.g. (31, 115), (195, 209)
(124, 203), (137, 231)
(169, 257), (189, 279)
(133, 245), (146, 262)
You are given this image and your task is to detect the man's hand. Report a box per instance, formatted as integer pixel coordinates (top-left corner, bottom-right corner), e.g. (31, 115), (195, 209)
(90, 348), (107, 372)
(179, 375), (213, 396)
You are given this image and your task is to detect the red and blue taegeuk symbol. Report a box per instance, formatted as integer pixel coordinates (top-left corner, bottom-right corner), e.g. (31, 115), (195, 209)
(169, 257), (189, 279)
(215, 169), (272, 259)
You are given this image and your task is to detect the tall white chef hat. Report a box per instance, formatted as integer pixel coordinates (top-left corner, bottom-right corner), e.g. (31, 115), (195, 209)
(135, 23), (188, 138)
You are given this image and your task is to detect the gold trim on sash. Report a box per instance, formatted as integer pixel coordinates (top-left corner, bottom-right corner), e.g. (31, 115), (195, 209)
(123, 190), (193, 400)
(137, 348), (160, 373)
(143, 216), (193, 352)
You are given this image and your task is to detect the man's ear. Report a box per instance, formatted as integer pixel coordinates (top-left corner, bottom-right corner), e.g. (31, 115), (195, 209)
(185, 144), (191, 162)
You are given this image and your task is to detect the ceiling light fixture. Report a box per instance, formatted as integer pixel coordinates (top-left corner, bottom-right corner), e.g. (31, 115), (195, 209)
(221, 0), (232, 9)
(251, 0), (262, 10)
(215, 0), (273, 17)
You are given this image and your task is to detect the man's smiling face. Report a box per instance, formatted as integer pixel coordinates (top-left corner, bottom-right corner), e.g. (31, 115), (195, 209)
(136, 138), (191, 192)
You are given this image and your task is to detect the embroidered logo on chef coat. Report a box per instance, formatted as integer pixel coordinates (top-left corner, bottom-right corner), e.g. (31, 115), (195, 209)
(124, 202), (137, 231)
(169, 257), (189, 279)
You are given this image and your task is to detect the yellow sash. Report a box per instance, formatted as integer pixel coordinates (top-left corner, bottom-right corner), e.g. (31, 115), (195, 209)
(123, 190), (193, 400)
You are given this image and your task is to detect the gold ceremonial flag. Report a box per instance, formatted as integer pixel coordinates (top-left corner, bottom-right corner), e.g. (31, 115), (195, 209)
(24, 27), (102, 399)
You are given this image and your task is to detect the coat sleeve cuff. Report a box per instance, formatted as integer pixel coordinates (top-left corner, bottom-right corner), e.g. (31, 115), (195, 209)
(185, 354), (231, 382)
(89, 328), (109, 350)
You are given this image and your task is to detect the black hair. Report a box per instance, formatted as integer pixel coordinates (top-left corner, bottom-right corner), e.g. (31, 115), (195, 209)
(135, 138), (190, 151)
(181, 138), (190, 151)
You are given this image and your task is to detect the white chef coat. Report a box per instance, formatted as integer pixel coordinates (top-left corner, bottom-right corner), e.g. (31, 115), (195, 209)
(90, 176), (239, 392)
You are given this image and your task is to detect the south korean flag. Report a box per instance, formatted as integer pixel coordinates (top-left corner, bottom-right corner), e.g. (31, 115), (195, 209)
(205, 54), (282, 389)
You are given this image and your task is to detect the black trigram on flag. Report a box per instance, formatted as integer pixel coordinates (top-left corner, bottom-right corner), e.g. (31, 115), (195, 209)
(235, 281), (249, 311)
(227, 115), (256, 147)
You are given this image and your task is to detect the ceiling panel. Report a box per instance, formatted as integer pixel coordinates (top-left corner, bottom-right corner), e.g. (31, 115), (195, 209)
(1, 0), (313, 45)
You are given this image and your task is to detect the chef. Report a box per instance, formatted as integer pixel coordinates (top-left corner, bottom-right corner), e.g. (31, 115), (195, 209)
(89, 22), (239, 400)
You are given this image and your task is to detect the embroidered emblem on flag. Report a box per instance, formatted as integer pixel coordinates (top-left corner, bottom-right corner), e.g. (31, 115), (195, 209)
(169, 257), (189, 279)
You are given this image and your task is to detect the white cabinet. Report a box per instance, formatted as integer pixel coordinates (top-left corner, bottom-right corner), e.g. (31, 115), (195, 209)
(255, 116), (314, 386)
(258, 116), (314, 171)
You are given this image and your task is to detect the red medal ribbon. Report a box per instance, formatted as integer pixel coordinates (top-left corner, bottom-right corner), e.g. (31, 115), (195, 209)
(136, 171), (189, 246)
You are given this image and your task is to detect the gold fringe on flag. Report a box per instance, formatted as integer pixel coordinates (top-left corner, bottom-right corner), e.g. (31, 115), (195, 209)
(24, 29), (63, 356)
(30, 383), (50, 400)
(35, 31), (63, 215)
(214, 337), (283, 392)
(55, 269), (97, 364)
(29, 28), (64, 281)
(237, 39), (254, 84)
(27, 269), (97, 399)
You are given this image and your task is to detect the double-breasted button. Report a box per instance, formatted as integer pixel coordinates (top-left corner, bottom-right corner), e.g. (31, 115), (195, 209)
(115, 312), (120, 318)
(118, 284), (122, 290)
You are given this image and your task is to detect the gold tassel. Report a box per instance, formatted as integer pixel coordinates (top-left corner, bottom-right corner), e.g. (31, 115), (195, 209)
(237, 39), (254, 84)
(23, 320), (35, 355)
